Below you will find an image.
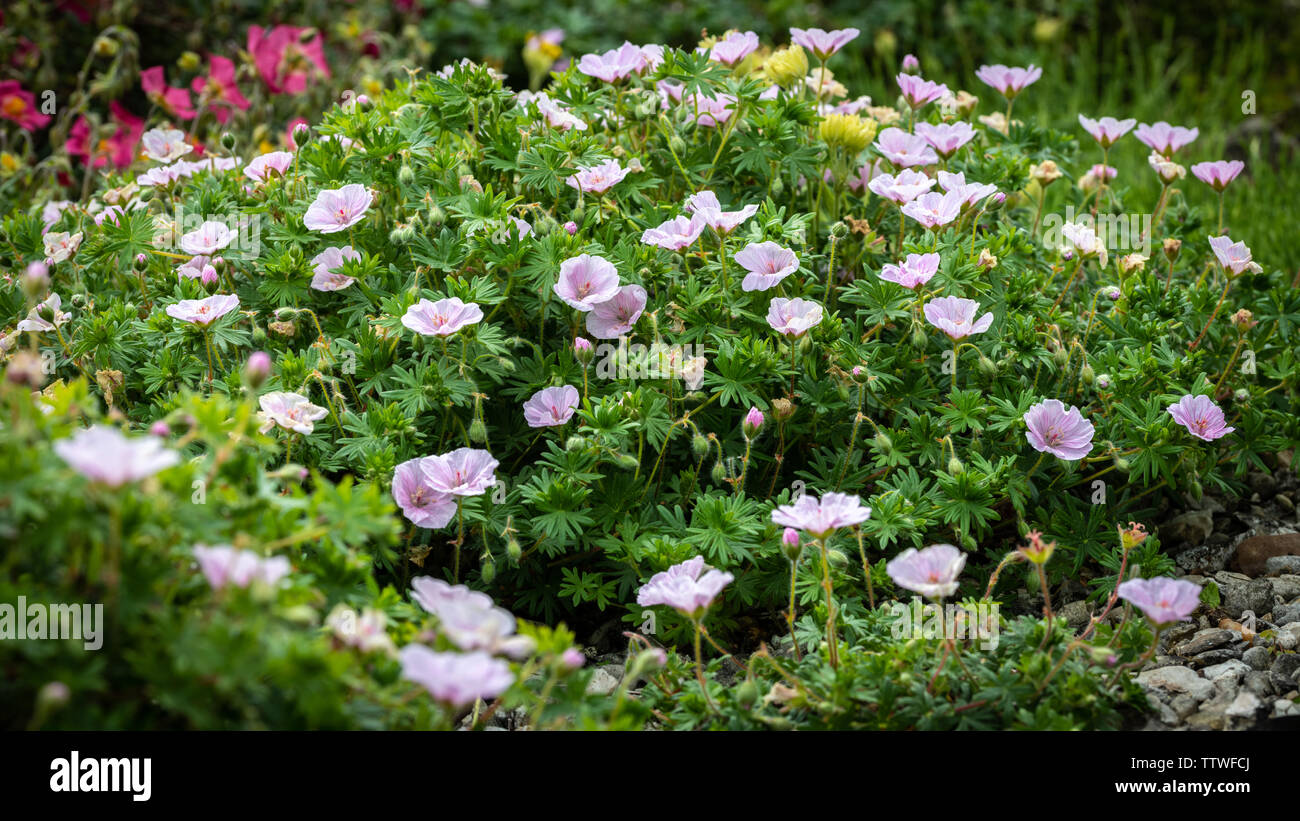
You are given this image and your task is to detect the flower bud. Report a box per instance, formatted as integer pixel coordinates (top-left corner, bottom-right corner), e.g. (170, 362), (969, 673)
(874, 431), (893, 453)
(469, 418), (488, 443)
(614, 452), (640, 470)
(245, 351), (272, 388)
(565, 435), (586, 452)
(1233, 388), (1249, 402)
(771, 397), (795, 422)
(220, 132), (237, 151)
(1096, 373), (1113, 390)
(736, 678), (760, 707)
(1030, 160), (1062, 186)
(710, 461), (728, 484)
(947, 457), (964, 475)
(574, 336), (594, 366)
(691, 434), (709, 459)
(900, 53), (920, 74)
(1081, 364), (1095, 385)
(780, 527), (802, 561)
(506, 536), (522, 562)
(398, 164), (415, 186)
(479, 552), (495, 583)
(742, 406), (764, 439)
(1162, 237), (1181, 262)
(560, 648), (586, 671)
(977, 354), (997, 378)
(564, 220), (578, 235)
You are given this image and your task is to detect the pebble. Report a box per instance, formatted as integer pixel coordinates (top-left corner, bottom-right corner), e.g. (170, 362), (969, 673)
(1137, 665), (1214, 702)
(1265, 555), (1300, 575)
(1173, 628), (1235, 656)
(584, 666), (622, 696)
(1225, 690), (1262, 719)
(1242, 645), (1272, 671)
(1202, 659), (1250, 683)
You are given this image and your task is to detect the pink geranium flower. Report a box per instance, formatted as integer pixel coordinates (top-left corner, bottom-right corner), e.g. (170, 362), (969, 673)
(847, 160), (886, 193)
(42, 231), (82, 263)
(409, 577), (534, 658)
(1191, 160), (1245, 192)
(683, 190), (759, 234)
(937, 171), (999, 208)
(244, 150), (294, 182)
(789, 27), (859, 60)
(915, 121), (976, 159)
(179, 220), (235, 255)
(554, 254), (622, 311)
(257, 391), (328, 435)
(1167, 394), (1234, 441)
(708, 30), (760, 65)
(310, 245), (360, 291)
(67, 102), (144, 169)
(194, 544), (290, 591)
(974, 64), (1042, 99)
(401, 297), (484, 337)
(165, 294), (240, 326)
(248, 25), (331, 95)
(887, 544), (966, 599)
(523, 385), (580, 427)
(303, 184), (373, 233)
(191, 55), (251, 123)
(176, 255), (218, 284)
(901, 191), (963, 228)
(16, 293), (71, 333)
(641, 215), (706, 251)
(1135, 121), (1199, 156)
(896, 73), (949, 109)
(1023, 399), (1095, 460)
(141, 66), (196, 120)
(566, 159), (630, 194)
(0, 80), (52, 130)
(399, 646), (514, 708)
(880, 252), (940, 289)
(1078, 114), (1136, 148)
(766, 297), (822, 337)
(422, 447), (499, 496)
(923, 295), (993, 339)
(1117, 577), (1201, 625)
(586, 284), (647, 339)
(868, 169), (935, 204)
(735, 241), (799, 292)
(770, 491), (871, 539)
(54, 425), (180, 487)
(685, 92), (738, 128)
(140, 127), (192, 163)
(392, 457), (457, 529)
(874, 127), (939, 168)
(1207, 235), (1260, 275)
(636, 556), (734, 618)
(577, 42), (661, 82)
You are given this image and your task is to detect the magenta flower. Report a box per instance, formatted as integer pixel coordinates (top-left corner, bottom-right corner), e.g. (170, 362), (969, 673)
(1023, 399), (1095, 460)
(0, 80), (52, 131)
(523, 385), (580, 428)
(636, 555), (734, 618)
(1191, 160), (1245, 192)
(247, 25), (330, 95)
(422, 447), (499, 496)
(257, 391), (328, 435)
(874, 127), (939, 168)
(398, 645), (514, 709)
(303, 184), (373, 233)
(401, 297), (484, 337)
(742, 407), (766, 441)
(244, 150), (294, 182)
(190, 55), (250, 123)
(1117, 577), (1201, 625)
(770, 491), (871, 539)
(194, 544), (290, 591)
(141, 66), (196, 120)
(735, 241), (799, 292)
(708, 30), (760, 65)
(586, 284), (647, 339)
(683, 190), (759, 234)
(641, 215), (706, 251)
(310, 245), (360, 292)
(766, 297), (822, 337)
(1078, 114), (1136, 148)
(868, 169), (935, 204)
(974, 64), (1042, 99)
(915, 121), (977, 159)
(166, 294), (240, 327)
(1207, 235), (1260, 276)
(392, 457), (457, 529)
(896, 73), (949, 109)
(923, 296), (993, 339)
(886, 544), (966, 600)
(789, 27), (859, 60)
(901, 191), (964, 229)
(53, 425), (180, 487)
(566, 159), (631, 194)
(554, 254), (622, 311)
(409, 577), (534, 658)
(1167, 394), (1234, 441)
(1135, 121), (1199, 156)
(880, 252), (941, 290)
(179, 220), (235, 256)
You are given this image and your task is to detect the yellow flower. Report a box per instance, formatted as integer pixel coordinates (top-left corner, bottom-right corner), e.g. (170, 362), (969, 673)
(0, 152), (21, 177)
(819, 114), (877, 154)
(764, 45), (809, 88)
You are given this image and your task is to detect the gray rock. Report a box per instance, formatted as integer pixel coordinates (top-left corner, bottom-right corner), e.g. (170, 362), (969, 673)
(1244, 670), (1275, 699)
(1265, 555), (1300, 575)
(1164, 510), (1214, 547)
(1247, 471), (1277, 500)
(1191, 648), (1244, 667)
(1202, 659), (1251, 683)
(1137, 665), (1215, 702)
(1274, 699), (1300, 717)
(1271, 653), (1300, 683)
(1161, 623), (1199, 649)
(1271, 577), (1300, 604)
(1242, 645), (1272, 671)
(1272, 672), (1298, 693)
(1215, 574), (1274, 620)
(1225, 690), (1263, 719)
(1154, 698), (1180, 725)
(1059, 600), (1092, 630)
(1277, 493), (1296, 513)
(1170, 693), (1200, 719)
(1278, 626), (1300, 652)
(1173, 628), (1235, 656)
(585, 666), (622, 696)
(1274, 602), (1300, 626)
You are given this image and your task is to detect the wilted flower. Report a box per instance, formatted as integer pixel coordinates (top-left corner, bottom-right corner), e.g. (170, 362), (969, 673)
(586, 284), (647, 339)
(398, 645), (514, 708)
(766, 297), (823, 337)
(880, 252), (940, 290)
(303, 183), (373, 233)
(1191, 160), (1245, 192)
(1019, 530), (1056, 565)
(1024, 399), (1095, 460)
(1117, 577), (1201, 625)
(636, 555), (734, 618)
(896, 73), (949, 109)
(1119, 253), (1148, 275)
(54, 425), (180, 487)
(735, 241), (799, 292)
(874, 127), (939, 168)
(974, 64), (1042, 99)
(886, 544), (966, 599)
(401, 297), (484, 337)
(523, 385), (580, 427)
(1166, 394), (1234, 441)
(1147, 152), (1185, 185)
(166, 294), (240, 326)
(1135, 121), (1199, 156)
(1031, 160), (1062, 185)
(1207, 235), (1260, 276)
(566, 159), (631, 194)
(923, 296), (994, 339)
(310, 245), (360, 291)
(1078, 114), (1136, 148)
(43, 231), (82, 263)
(770, 491), (871, 539)
(257, 391), (328, 435)
(422, 447), (499, 496)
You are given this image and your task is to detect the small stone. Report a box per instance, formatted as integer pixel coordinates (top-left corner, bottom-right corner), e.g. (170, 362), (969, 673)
(1277, 493), (1296, 513)
(1271, 577), (1300, 604)
(1059, 600), (1092, 630)
(585, 666), (622, 696)
(1247, 471), (1277, 500)
(1274, 602), (1300, 626)
(1202, 659), (1250, 683)
(1137, 665), (1215, 701)
(1274, 699), (1300, 717)
(1271, 672), (1297, 693)
(1225, 690), (1262, 719)
(1173, 628), (1235, 656)
(1163, 510), (1214, 547)
(1242, 645), (1272, 671)
(1265, 555), (1300, 576)
(1278, 627), (1299, 652)
(1154, 699), (1180, 725)
(1215, 574), (1274, 620)
(1271, 654), (1300, 683)
(1244, 670), (1275, 699)
(1190, 648), (1244, 667)
(1170, 693), (1199, 719)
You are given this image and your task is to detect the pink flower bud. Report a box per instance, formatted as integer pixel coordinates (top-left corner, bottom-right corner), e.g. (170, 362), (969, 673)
(246, 351), (272, 387)
(901, 53), (920, 73)
(574, 336), (595, 366)
(560, 648), (585, 670)
(743, 406), (764, 439)
(564, 220), (578, 235)
(149, 421), (171, 437)
(783, 527), (799, 548)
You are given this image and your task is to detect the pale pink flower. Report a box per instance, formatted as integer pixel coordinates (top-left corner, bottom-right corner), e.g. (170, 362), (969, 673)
(166, 294), (240, 326)
(1023, 399), (1095, 460)
(421, 447), (499, 496)
(43, 231), (82, 263)
(1167, 394), (1234, 441)
(974, 64), (1042, 98)
(708, 30), (760, 65)
(1117, 577), (1201, 625)
(1078, 114), (1136, 148)
(868, 169), (935, 204)
(1191, 160), (1245, 192)
(1207, 235), (1260, 275)
(874, 127), (939, 168)
(179, 220), (235, 256)
(685, 92), (738, 128)
(735, 241), (799, 292)
(896, 73), (949, 109)
(847, 160), (887, 193)
(176, 255), (218, 284)
(936, 171), (1000, 208)
(41, 200), (73, 232)
(392, 457), (457, 529)
(770, 491), (871, 539)
(303, 183), (373, 233)
(140, 127), (192, 163)
(901, 191), (963, 228)
(257, 391), (328, 435)
(915, 121), (976, 158)
(636, 555), (734, 618)
(506, 216), (532, 239)
(923, 295), (993, 339)
(399, 645), (514, 708)
(879, 252), (940, 290)
(554, 254), (621, 311)
(136, 163), (186, 188)
(54, 424), (180, 487)
(790, 27), (859, 60)
(310, 245), (360, 291)
(1135, 121), (1199, 156)
(586, 284), (647, 339)
(766, 297), (822, 337)
(887, 544), (965, 599)
(401, 297), (484, 337)
(243, 150), (294, 181)
(528, 92), (587, 131)
(641, 214), (706, 250)
(16, 293), (71, 332)
(409, 577), (535, 658)
(577, 42), (662, 82)
(1060, 221), (1107, 265)
(194, 544), (290, 590)
(683, 190), (759, 234)
(523, 385), (580, 427)
(565, 159), (630, 194)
